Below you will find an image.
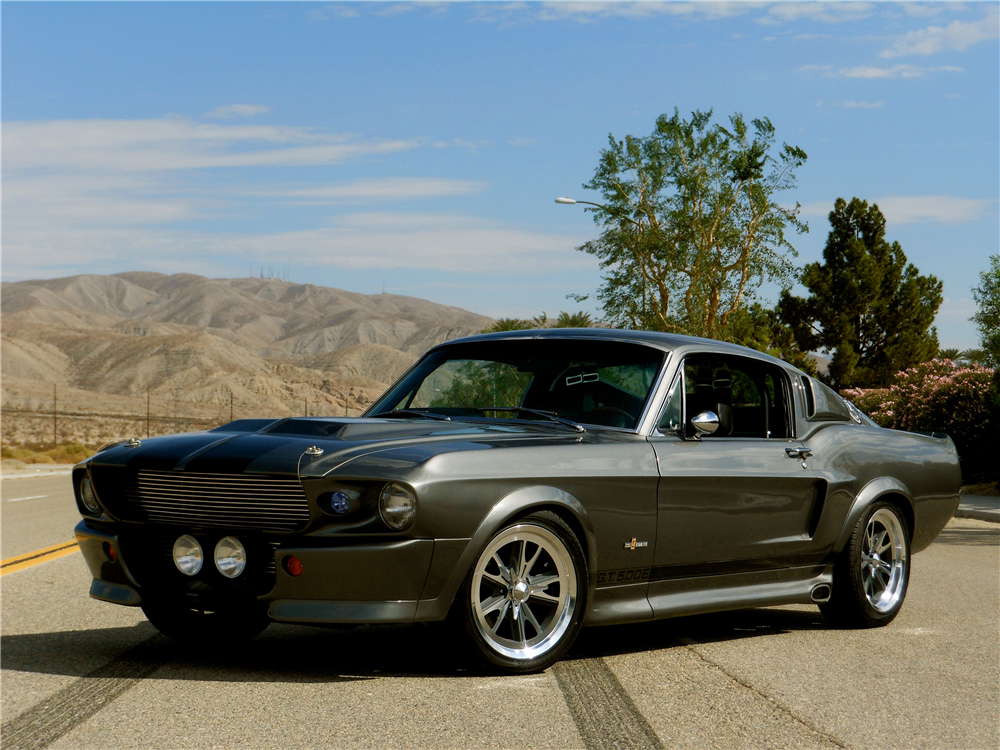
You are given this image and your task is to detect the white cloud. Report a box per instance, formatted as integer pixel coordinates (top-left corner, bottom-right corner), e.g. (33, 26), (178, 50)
(3, 117), (417, 172)
(837, 100), (885, 108)
(3, 214), (591, 277)
(757, 2), (875, 25)
(839, 64), (962, 78)
(801, 63), (961, 79)
(452, 138), (492, 153)
(253, 178), (489, 202)
(881, 9), (999, 57)
(205, 104), (270, 118)
(875, 195), (995, 225)
(796, 196), (994, 224)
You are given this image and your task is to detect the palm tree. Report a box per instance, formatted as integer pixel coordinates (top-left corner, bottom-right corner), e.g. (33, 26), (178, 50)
(556, 311), (593, 328)
(958, 349), (987, 365)
(482, 318), (531, 333)
(532, 312), (549, 328)
(937, 348), (960, 361)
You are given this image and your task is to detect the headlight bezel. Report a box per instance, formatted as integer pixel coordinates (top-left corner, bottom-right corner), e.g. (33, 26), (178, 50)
(378, 482), (417, 531)
(79, 474), (102, 515)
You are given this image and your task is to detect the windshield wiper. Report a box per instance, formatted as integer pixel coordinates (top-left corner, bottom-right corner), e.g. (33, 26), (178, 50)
(379, 409), (451, 421)
(475, 406), (586, 433)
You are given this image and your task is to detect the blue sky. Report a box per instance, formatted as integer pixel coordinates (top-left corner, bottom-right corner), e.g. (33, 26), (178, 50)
(2, 1), (997, 348)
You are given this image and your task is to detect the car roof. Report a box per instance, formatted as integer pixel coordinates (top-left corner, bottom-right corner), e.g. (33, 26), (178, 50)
(432, 327), (802, 373)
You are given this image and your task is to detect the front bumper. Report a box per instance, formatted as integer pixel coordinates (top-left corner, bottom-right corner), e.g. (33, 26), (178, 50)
(75, 521), (441, 623)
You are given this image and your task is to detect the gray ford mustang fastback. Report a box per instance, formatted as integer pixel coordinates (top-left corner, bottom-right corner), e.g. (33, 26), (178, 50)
(74, 329), (961, 672)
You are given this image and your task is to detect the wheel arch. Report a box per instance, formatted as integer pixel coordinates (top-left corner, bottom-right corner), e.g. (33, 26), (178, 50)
(834, 477), (915, 553)
(422, 485), (597, 621)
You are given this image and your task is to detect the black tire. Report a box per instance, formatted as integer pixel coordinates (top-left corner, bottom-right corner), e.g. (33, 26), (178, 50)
(820, 501), (910, 628)
(458, 510), (588, 674)
(141, 598), (271, 647)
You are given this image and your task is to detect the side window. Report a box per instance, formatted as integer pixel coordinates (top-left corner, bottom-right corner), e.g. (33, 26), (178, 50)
(677, 355), (791, 439)
(657, 374), (684, 434)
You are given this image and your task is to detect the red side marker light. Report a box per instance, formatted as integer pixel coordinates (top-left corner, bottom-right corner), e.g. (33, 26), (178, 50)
(102, 542), (117, 563)
(283, 555), (303, 577)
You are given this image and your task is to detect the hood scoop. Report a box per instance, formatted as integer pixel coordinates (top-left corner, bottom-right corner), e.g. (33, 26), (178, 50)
(259, 417), (463, 441)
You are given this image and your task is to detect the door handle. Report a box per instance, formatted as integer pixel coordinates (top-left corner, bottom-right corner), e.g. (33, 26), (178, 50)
(785, 447), (813, 459)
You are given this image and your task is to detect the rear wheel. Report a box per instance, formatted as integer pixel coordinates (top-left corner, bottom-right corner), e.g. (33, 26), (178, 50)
(141, 599), (271, 647)
(459, 511), (587, 673)
(820, 501), (910, 628)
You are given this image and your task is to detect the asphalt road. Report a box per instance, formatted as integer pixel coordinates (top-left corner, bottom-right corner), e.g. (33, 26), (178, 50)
(2, 474), (998, 750)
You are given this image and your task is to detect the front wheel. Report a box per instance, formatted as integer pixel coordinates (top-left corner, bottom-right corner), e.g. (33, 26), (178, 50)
(459, 511), (587, 673)
(820, 501), (910, 628)
(141, 599), (271, 647)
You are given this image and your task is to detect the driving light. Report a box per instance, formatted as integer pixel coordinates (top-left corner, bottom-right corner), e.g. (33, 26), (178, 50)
(80, 476), (101, 514)
(172, 534), (204, 576)
(214, 536), (247, 579)
(379, 482), (417, 531)
(330, 491), (351, 515)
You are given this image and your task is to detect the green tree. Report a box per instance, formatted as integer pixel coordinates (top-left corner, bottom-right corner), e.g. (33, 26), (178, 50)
(937, 348), (960, 360)
(727, 303), (817, 375)
(556, 311), (593, 328)
(971, 254), (1000, 367)
(572, 108), (807, 338)
(779, 198), (942, 389)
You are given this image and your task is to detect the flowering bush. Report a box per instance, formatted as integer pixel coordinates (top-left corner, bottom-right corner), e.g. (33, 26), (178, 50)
(841, 387), (893, 427)
(843, 359), (998, 482)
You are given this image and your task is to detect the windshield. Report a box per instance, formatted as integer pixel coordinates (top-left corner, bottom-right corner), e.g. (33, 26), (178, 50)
(368, 339), (666, 430)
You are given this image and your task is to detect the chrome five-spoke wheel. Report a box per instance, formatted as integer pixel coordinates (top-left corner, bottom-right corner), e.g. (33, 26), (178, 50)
(462, 511), (586, 673)
(861, 507), (907, 613)
(820, 501), (910, 628)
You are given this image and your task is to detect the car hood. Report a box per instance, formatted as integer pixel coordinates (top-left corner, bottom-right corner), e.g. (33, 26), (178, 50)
(85, 417), (602, 478)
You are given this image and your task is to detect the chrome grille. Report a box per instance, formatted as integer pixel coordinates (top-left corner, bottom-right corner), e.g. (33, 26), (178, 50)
(132, 470), (310, 531)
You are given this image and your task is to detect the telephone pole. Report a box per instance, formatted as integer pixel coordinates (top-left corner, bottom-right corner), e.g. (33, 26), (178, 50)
(53, 384), (58, 448)
(146, 389), (151, 438)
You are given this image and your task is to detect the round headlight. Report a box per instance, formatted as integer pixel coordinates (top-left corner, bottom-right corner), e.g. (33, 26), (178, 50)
(172, 534), (204, 576)
(379, 482), (417, 531)
(80, 476), (101, 514)
(214, 536), (247, 579)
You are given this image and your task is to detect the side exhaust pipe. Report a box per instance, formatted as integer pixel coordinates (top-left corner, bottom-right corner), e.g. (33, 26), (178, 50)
(810, 584), (832, 604)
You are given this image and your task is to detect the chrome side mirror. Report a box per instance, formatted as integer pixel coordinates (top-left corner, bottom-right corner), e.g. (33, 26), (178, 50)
(690, 410), (720, 437)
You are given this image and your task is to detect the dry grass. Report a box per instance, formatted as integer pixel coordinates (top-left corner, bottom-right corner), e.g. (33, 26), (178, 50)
(1, 442), (94, 464)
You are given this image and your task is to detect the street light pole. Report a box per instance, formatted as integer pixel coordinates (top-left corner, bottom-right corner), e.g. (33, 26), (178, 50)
(555, 197), (606, 208)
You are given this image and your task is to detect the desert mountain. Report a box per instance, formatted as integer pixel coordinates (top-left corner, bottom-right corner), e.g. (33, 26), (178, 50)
(1, 273), (490, 445)
(2, 272), (491, 356)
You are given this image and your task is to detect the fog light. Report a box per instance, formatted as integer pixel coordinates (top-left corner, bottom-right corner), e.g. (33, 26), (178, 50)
(80, 476), (101, 514)
(102, 542), (117, 563)
(379, 482), (416, 531)
(172, 534), (203, 576)
(283, 555), (303, 577)
(214, 536), (247, 579)
(330, 491), (351, 515)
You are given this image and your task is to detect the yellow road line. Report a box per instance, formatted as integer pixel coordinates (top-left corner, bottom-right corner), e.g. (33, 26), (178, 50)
(1, 541), (79, 576)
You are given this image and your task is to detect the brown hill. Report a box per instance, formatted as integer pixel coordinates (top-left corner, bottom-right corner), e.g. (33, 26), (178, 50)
(1, 273), (491, 447)
(2, 273), (492, 356)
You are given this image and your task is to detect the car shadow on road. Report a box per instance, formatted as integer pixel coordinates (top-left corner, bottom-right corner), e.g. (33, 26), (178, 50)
(1, 606), (830, 684)
(566, 606), (830, 662)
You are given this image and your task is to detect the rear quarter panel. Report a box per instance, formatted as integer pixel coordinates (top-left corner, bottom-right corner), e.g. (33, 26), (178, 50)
(805, 423), (961, 554)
